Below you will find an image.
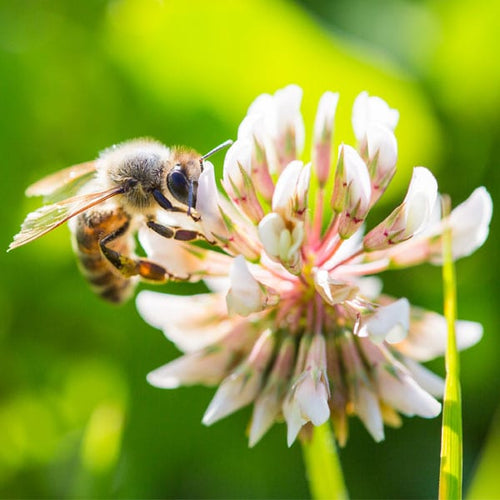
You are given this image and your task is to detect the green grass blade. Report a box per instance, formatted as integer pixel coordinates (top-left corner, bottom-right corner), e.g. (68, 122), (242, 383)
(301, 422), (348, 500)
(438, 196), (463, 500)
(466, 408), (500, 498)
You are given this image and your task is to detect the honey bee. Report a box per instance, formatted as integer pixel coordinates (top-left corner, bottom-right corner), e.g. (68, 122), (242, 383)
(9, 138), (232, 303)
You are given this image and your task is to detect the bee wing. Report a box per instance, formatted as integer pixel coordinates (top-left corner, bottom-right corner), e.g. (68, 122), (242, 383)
(9, 186), (122, 251)
(26, 161), (97, 202)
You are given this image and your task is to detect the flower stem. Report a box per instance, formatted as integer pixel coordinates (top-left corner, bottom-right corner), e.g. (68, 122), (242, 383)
(301, 422), (348, 500)
(438, 195), (462, 500)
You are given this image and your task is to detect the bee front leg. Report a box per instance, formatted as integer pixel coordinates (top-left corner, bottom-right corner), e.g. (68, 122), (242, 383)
(152, 188), (201, 222)
(146, 218), (211, 243)
(99, 222), (187, 282)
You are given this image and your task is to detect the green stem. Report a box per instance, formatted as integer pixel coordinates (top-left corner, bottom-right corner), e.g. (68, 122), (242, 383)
(438, 195), (462, 500)
(301, 422), (348, 500)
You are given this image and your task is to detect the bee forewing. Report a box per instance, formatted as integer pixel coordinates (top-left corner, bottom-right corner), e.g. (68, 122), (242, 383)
(9, 186), (122, 251)
(26, 161), (96, 198)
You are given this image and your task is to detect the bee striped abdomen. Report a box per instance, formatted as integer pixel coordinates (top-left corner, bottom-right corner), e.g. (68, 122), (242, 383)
(73, 208), (135, 303)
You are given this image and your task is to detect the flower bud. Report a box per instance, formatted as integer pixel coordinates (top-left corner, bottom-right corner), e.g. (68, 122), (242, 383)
(313, 91), (339, 186)
(352, 91), (399, 145)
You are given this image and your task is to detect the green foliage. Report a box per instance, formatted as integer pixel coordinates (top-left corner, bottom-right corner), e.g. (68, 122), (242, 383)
(0, 0), (497, 498)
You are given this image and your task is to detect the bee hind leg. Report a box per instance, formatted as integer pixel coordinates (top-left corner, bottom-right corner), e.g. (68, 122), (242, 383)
(99, 221), (188, 282)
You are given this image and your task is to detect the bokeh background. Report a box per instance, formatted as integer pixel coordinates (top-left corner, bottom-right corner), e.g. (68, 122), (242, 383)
(0, 0), (499, 498)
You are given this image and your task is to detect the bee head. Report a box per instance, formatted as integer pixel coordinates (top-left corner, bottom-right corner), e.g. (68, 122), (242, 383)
(165, 148), (203, 214)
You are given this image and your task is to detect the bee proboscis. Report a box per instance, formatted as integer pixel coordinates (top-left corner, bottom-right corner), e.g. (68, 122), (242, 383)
(9, 138), (232, 303)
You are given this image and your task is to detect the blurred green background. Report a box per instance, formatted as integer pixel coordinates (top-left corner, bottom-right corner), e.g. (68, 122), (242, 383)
(0, 0), (498, 498)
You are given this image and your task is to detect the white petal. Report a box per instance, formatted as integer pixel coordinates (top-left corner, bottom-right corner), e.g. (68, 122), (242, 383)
(258, 212), (285, 258)
(343, 145), (371, 214)
(226, 256), (265, 316)
(136, 291), (233, 352)
(403, 167), (438, 236)
(313, 92), (339, 185)
(272, 160), (303, 214)
(359, 298), (410, 343)
(202, 330), (275, 425)
(376, 366), (441, 418)
(355, 383), (385, 442)
(313, 91), (339, 143)
(249, 390), (281, 447)
(196, 161), (227, 238)
(402, 357), (445, 398)
(431, 187), (493, 264)
(202, 367), (261, 425)
(249, 338), (296, 446)
(366, 123), (398, 176)
(394, 307), (483, 362)
(275, 84), (305, 154)
(356, 276), (383, 300)
(352, 91), (399, 142)
(222, 139), (252, 196)
(283, 393), (306, 447)
(147, 348), (232, 389)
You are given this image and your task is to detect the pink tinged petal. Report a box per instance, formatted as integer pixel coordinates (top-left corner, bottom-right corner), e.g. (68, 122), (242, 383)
(297, 337), (331, 423)
(363, 167), (438, 250)
(223, 139), (252, 195)
(196, 162), (228, 240)
(222, 139), (264, 223)
(314, 269), (359, 305)
(274, 84), (305, 166)
(352, 91), (399, 144)
(237, 116), (275, 201)
(325, 337), (349, 446)
(394, 306), (483, 362)
(272, 160), (303, 213)
(430, 187), (493, 264)
(338, 146), (372, 238)
(226, 256), (275, 316)
(366, 124), (398, 204)
(331, 145), (371, 239)
(136, 291), (234, 352)
(375, 364), (441, 418)
(283, 392), (306, 447)
(147, 322), (258, 389)
(147, 347), (234, 389)
(272, 160), (311, 220)
(249, 337), (296, 447)
(202, 329), (275, 426)
(244, 85), (304, 172)
(284, 335), (331, 446)
(356, 383), (385, 442)
(320, 225), (364, 270)
(338, 334), (384, 441)
(358, 298), (410, 344)
(402, 357), (445, 398)
(283, 335), (312, 446)
(313, 91), (339, 186)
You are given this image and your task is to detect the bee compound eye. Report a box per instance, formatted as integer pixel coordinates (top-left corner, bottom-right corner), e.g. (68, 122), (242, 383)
(167, 170), (190, 205)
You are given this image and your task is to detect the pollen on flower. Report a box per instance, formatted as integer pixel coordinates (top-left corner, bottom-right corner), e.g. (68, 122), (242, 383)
(136, 85), (492, 447)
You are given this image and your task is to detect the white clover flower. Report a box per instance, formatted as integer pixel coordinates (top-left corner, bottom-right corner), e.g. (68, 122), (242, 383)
(137, 86), (492, 447)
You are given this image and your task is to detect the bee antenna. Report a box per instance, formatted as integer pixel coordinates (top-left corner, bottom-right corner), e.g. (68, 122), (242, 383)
(201, 139), (233, 161)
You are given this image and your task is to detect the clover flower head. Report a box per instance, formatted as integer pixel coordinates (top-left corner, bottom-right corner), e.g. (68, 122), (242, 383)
(137, 85), (492, 447)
